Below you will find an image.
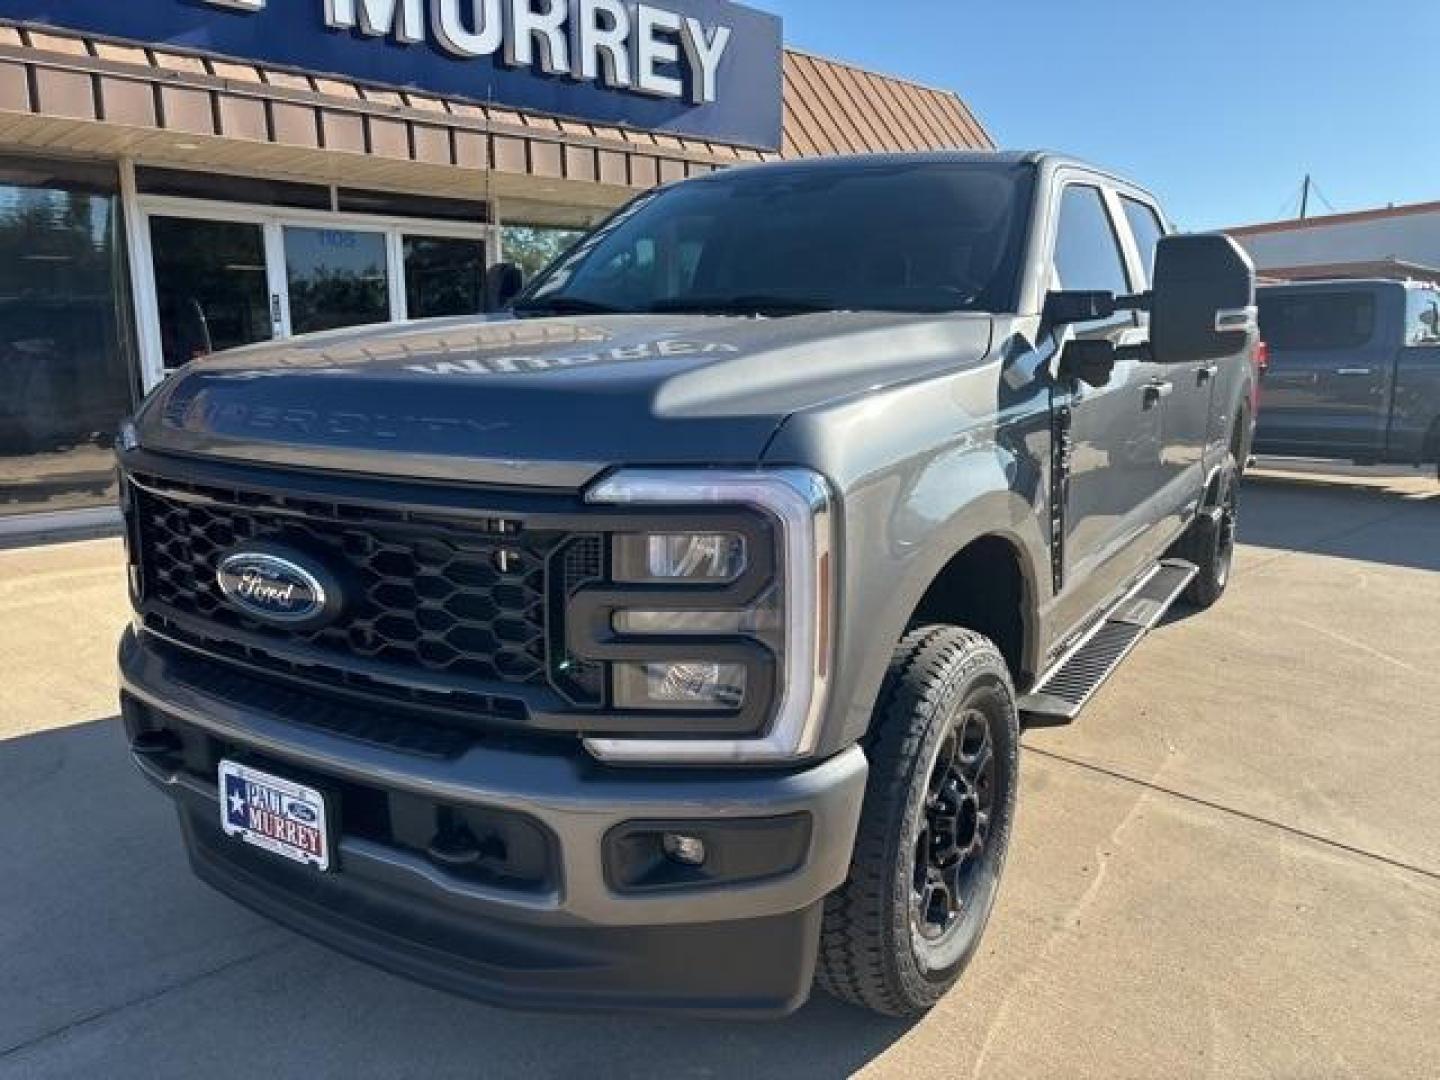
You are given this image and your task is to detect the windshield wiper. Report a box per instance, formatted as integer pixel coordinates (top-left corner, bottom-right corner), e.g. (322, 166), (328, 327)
(649, 295), (841, 317)
(512, 296), (628, 316)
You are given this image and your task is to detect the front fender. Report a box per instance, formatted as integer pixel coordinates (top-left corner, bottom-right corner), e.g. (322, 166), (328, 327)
(764, 363), (1053, 757)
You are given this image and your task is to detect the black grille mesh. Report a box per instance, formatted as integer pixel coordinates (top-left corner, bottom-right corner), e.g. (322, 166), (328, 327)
(132, 476), (599, 706)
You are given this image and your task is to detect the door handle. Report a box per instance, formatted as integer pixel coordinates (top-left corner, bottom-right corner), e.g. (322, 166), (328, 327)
(1142, 380), (1173, 407)
(1196, 363), (1220, 385)
(1335, 367), (1373, 376)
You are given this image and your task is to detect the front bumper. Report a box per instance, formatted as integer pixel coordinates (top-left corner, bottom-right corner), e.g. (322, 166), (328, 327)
(119, 629), (867, 1016)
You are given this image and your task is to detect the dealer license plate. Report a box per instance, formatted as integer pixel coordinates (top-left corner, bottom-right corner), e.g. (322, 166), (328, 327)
(219, 760), (331, 871)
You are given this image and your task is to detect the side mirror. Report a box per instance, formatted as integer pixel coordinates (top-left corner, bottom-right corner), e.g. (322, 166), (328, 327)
(484, 262), (525, 312)
(1150, 233), (1256, 364)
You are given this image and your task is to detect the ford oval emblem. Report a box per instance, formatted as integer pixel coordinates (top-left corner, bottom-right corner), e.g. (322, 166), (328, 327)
(216, 548), (336, 628)
(286, 800), (319, 824)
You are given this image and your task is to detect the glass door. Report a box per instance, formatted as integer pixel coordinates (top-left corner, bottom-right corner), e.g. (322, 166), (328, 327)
(402, 234), (487, 319)
(134, 195), (494, 390)
(282, 225), (393, 335)
(149, 216), (276, 372)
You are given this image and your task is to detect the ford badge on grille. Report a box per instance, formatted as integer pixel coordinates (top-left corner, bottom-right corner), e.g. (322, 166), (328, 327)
(216, 547), (339, 629)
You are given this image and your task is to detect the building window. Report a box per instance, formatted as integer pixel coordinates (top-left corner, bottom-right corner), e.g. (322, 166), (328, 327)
(404, 235), (487, 319)
(0, 157), (134, 518)
(283, 225), (391, 335)
(150, 217), (274, 371)
(502, 224), (587, 282)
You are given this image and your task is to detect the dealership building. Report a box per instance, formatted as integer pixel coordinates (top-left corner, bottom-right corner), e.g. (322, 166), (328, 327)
(0, 0), (992, 534)
(1227, 200), (1440, 287)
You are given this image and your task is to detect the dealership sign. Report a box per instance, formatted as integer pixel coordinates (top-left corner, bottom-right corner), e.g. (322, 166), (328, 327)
(3, 0), (784, 148)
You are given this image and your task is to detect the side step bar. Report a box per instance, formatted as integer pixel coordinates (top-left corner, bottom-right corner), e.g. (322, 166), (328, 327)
(1018, 559), (1198, 727)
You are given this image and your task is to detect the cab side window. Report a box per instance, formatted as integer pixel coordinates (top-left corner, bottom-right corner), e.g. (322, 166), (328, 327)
(1053, 185), (1132, 297)
(1405, 289), (1440, 348)
(1120, 197), (1166, 287)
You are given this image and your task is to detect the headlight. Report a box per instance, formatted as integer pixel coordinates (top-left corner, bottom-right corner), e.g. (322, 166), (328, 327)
(582, 468), (835, 765)
(615, 533), (747, 582)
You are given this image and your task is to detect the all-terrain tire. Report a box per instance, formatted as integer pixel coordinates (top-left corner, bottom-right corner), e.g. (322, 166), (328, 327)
(1174, 453), (1240, 609)
(817, 626), (1020, 1017)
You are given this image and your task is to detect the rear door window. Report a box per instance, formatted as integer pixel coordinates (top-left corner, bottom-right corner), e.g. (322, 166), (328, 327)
(1258, 292), (1376, 351)
(1120, 197), (1166, 286)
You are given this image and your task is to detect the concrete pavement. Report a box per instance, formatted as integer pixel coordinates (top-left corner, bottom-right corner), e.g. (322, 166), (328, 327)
(1, 468), (1437, 1078)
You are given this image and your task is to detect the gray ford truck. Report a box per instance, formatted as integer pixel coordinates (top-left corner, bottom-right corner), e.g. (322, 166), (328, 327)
(1256, 279), (1440, 476)
(116, 152), (1257, 1018)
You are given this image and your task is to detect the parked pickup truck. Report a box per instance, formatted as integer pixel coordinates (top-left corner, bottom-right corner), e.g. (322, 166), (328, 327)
(116, 152), (1256, 1018)
(1255, 279), (1440, 475)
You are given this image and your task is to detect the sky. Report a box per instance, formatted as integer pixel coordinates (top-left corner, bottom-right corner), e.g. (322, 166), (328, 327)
(760, 0), (1440, 231)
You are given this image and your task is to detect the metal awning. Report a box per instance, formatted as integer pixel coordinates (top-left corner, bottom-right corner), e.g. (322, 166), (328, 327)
(0, 22), (993, 224)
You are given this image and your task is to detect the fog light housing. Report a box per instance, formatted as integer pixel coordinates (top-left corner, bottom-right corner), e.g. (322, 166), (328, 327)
(615, 661), (747, 711)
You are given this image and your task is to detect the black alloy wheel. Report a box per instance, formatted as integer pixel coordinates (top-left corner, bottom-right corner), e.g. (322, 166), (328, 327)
(912, 707), (995, 947)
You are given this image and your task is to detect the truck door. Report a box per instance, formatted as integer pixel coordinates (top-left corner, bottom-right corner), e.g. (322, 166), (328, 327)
(1115, 194), (1214, 528)
(1254, 285), (1393, 455)
(1049, 183), (1168, 637)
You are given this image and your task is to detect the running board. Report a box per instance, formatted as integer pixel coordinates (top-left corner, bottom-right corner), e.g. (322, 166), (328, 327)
(1018, 559), (1198, 727)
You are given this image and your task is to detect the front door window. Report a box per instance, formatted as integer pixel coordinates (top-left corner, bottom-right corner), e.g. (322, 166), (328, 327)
(150, 217), (273, 371)
(283, 226), (390, 335)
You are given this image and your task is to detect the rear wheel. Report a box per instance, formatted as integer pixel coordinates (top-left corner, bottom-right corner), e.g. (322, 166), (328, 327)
(817, 627), (1019, 1017)
(1175, 453), (1239, 609)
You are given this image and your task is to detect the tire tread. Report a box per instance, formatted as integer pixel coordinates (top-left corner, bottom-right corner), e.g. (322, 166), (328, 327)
(817, 625), (1014, 1016)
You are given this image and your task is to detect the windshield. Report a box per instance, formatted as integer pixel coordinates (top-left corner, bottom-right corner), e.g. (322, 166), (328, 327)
(517, 161), (1035, 317)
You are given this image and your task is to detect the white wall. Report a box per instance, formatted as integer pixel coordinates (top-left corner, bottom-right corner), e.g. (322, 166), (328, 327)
(1233, 209), (1440, 271)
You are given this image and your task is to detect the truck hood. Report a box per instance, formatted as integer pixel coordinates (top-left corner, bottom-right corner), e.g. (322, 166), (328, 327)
(136, 312), (994, 487)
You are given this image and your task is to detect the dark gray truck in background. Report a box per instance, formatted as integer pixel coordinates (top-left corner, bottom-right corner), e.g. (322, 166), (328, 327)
(116, 152), (1257, 1018)
(1256, 279), (1440, 475)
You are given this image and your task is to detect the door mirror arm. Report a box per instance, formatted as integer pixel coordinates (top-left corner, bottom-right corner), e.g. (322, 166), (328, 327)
(1042, 289), (1152, 333)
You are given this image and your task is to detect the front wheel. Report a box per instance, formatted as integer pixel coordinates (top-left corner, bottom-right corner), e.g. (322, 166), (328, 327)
(817, 626), (1020, 1017)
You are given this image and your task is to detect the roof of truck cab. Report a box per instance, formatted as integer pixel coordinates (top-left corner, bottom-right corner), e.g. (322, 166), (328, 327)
(695, 150), (1079, 169)
(688, 151), (1163, 215)
(694, 150), (1147, 189)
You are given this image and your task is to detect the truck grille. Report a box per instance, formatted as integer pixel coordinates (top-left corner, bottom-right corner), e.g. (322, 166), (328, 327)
(128, 472), (603, 711)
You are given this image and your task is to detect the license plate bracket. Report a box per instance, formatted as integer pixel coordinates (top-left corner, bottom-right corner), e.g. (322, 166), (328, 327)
(219, 759), (331, 871)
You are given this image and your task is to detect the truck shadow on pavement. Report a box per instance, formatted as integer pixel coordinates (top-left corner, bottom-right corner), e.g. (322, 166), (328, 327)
(1, 718), (915, 1079)
(1238, 471), (1439, 573)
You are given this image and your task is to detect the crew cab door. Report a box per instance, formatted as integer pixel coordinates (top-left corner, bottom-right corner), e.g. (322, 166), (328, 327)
(1114, 193), (1215, 526)
(1254, 285), (1394, 455)
(1048, 182), (1168, 636)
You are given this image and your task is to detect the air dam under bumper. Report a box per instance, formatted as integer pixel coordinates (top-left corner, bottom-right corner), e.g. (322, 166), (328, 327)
(118, 629), (867, 1017)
